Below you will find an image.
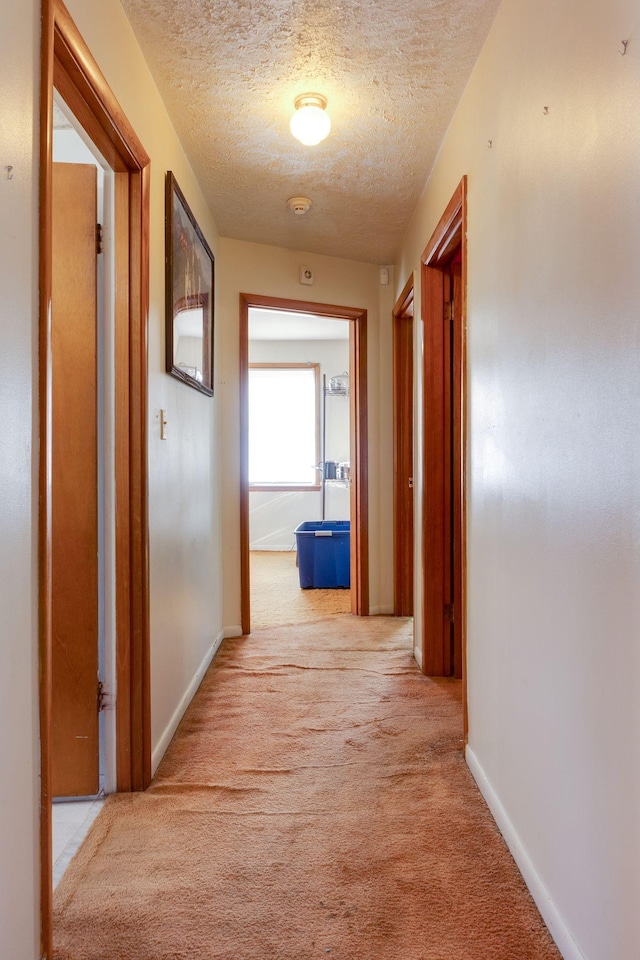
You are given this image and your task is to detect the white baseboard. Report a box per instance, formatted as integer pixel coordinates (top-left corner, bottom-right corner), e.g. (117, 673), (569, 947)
(413, 644), (423, 669)
(151, 630), (225, 774)
(369, 605), (394, 615)
(223, 624), (243, 638)
(250, 545), (296, 552)
(465, 746), (583, 960)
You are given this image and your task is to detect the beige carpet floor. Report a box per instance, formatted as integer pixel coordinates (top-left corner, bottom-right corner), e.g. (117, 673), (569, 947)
(54, 616), (560, 960)
(250, 550), (351, 628)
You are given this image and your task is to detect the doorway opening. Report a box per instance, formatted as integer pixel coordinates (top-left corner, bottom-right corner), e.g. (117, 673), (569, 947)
(420, 178), (467, 713)
(49, 91), (114, 887)
(240, 294), (369, 634)
(247, 310), (352, 628)
(40, 2), (151, 955)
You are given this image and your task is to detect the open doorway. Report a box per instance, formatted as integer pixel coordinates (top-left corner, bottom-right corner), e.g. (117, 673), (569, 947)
(49, 92), (114, 887)
(247, 309), (352, 628)
(239, 294), (369, 634)
(40, 3), (151, 954)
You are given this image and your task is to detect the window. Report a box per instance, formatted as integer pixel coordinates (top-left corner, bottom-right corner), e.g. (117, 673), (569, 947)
(249, 364), (321, 488)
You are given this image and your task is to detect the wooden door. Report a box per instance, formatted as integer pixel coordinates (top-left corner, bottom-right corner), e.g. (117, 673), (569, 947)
(393, 279), (415, 616)
(451, 259), (463, 679)
(51, 162), (99, 798)
(442, 259), (463, 677)
(420, 177), (466, 680)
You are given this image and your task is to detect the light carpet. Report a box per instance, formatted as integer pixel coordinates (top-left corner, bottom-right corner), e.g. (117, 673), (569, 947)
(54, 615), (560, 960)
(250, 549), (351, 628)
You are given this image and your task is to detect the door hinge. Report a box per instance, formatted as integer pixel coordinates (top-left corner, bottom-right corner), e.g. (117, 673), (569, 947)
(96, 222), (104, 255)
(97, 681), (113, 713)
(444, 300), (453, 323)
(445, 602), (455, 623)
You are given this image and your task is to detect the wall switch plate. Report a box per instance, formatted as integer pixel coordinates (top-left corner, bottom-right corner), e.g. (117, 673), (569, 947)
(379, 267), (389, 286)
(300, 266), (314, 285)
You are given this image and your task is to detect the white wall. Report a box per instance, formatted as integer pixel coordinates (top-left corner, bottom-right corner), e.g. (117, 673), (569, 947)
(249, 338), (350, 549)
(0, 3), (40, 956)
(395, 0), (640, 957)
(63, 0), (224, 763)
(218, 238), (395, 626)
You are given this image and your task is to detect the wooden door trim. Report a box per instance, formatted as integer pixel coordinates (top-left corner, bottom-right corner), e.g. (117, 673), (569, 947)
(40, 1), (151, 954)
(239, 293), (369, 633)
(420, 178), (468, 729)
(393, 274), (415, 616)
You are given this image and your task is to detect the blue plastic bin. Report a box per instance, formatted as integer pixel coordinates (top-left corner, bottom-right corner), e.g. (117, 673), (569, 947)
(294, 520), (350, 589)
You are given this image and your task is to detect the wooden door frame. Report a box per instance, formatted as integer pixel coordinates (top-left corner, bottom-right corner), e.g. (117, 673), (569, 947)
(393, 274), (415, 617)
(39, 1), (151, 954)
(239, 294), (369, 632)
(420, 178), (467, 717)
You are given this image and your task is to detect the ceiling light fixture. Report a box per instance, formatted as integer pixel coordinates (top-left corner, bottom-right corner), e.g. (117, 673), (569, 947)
(290, 93), (331, 146)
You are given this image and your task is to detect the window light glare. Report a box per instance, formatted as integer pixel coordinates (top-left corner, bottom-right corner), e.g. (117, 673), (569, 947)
(290, 94), (331, 146)
(248, 367), (318, 486)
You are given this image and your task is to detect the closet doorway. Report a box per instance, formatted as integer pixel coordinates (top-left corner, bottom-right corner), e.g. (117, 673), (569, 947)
(239, 295), (369, 633)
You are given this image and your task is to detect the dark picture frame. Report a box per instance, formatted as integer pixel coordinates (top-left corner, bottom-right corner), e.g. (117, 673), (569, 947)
(165, 171), (215, 395)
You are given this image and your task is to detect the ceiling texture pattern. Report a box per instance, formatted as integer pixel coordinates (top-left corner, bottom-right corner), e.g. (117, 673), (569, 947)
(121, 0), (500, 264)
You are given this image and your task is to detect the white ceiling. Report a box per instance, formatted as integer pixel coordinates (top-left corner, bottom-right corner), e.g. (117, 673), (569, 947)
(249, 308), (349, 340)
(120, 0), (500, 265)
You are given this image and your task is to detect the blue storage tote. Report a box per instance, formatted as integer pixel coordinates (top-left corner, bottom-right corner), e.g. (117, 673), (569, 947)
(294, 520), (350, 589)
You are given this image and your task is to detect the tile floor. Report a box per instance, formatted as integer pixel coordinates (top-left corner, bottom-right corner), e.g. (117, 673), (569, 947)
(52, 799), (104, 889)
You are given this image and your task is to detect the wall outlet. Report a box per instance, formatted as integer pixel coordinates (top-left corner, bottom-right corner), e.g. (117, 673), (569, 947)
(300, 266), (314, 285)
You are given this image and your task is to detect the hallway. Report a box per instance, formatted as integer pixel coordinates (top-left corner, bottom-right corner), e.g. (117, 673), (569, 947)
(53, 615), (559, 959)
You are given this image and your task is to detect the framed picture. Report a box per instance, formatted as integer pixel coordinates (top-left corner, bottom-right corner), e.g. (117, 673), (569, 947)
(165, 171), (215, 395)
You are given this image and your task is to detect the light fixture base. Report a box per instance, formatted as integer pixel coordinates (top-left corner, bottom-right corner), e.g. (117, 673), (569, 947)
(290, 93), (331, 145)
(293, 93), (328, 112)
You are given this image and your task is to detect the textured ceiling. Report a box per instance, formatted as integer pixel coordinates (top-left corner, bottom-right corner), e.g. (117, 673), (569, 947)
(120, 0), (500, 264)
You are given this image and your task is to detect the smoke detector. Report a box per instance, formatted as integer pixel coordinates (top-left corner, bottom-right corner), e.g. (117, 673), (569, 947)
(287, 196), (312, 215)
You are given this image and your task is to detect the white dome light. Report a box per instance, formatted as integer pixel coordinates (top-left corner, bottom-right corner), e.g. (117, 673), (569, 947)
(290, 93), (331, 146)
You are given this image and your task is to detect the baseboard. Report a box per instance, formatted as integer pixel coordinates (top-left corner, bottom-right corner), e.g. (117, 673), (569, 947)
(369, 605), (394, 616)
(250, 545), (296, 552)
(223, 624), (243, 638)
(465, 746), (583, 960)
(413, 644), (423, 669)
(151, 630), (225, 774)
